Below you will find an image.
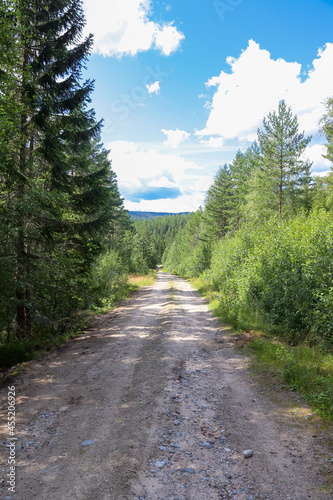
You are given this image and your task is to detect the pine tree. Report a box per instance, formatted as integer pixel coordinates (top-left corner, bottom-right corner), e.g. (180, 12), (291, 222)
(257, 100), (311, 217)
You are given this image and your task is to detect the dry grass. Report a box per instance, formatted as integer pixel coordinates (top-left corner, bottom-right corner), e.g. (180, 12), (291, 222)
(128, 271), (157, 289)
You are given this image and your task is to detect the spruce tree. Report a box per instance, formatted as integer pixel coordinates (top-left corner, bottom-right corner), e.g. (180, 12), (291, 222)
(229, 149), (255, 230)
(204, 164), (233, 239)
(0, 0), (125, 338)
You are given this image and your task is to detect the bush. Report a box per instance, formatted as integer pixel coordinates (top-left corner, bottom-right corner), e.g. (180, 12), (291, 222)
(89, 249), (128, 309)
(203, 210), (333, 347)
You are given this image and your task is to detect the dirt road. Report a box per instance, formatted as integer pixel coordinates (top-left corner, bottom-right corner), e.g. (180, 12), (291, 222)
(0, 271), (332, 499)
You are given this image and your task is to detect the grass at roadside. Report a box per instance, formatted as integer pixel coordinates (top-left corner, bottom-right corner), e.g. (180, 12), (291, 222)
(190, 277), (333, 422)
(0, 270), (157, 377)
(249, 337), (333, 421)
(127, 270), (157, 290)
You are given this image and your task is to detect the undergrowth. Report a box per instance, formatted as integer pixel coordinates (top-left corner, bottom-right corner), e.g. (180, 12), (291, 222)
(250, 337), (333, 421)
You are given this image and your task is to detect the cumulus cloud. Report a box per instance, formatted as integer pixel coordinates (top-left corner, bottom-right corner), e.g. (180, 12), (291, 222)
(197, 40), (333, 144)
(146, 81), (160, 95)
(83, 0), (184, 57)
(108, 140), (206, 211)
(161, 129), (191, 148)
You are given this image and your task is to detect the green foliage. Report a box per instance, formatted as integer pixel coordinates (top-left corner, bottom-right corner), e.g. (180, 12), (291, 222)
(163, 210), (211, 278)
(204, 210), (333, 347)
(88, 249), (129, 309)
(203, 147), (257, 239)
(248, 100), (311, 219)
(312, 172), (333, 211)
(204, 164), (233, 239)
(0, 340), (42, 368)
(129, 213), (192, 272)
(320, 96), (333, 164)
(256, 100), (312, 218)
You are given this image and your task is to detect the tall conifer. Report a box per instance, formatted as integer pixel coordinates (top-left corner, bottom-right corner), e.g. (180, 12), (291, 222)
(0, 0), (125, 338)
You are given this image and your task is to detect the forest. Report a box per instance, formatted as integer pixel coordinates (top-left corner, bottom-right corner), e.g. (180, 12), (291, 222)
(1, 0), (333, 374)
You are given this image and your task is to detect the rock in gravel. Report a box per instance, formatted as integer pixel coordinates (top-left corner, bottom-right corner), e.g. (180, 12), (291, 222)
(200, 442), (214, 449)
(81, 440), (96, 446)
(180, 467), (196, 474)
(159, 446), (167, 451)
(155, 460), (166, 469)
(173, 420), (181, 426)
(43, 465), (60, 474)
(243, 449), (254, 458)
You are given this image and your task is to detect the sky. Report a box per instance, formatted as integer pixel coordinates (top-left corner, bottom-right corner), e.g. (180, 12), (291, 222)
(82, 0), (333, 213)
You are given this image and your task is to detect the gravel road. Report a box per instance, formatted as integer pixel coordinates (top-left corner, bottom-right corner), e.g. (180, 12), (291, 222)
(0, 271), (331, 500)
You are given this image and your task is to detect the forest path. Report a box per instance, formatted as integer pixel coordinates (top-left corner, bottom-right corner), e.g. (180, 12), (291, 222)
(0, 271), (331, 500)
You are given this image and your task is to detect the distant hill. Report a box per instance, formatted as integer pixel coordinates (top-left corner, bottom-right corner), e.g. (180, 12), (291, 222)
(128, 211), (190, 220)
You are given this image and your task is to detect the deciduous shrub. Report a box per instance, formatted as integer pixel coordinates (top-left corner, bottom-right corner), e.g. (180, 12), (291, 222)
(203, 210), (333, 347)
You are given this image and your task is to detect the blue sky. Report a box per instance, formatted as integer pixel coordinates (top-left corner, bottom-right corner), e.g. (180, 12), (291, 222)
(82, 0), (333, 212)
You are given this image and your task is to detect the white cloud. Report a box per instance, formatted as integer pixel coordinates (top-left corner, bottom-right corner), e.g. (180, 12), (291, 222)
(199, 137), (224, 148)
(146, 81), (160, 95)
(197, 40), (333, 143)
(189, 176), (214, 193)
(161, 129), (191, 148)
(305, 144), (332, 174)
(83, 0), (184, 57)
(108, 140), (207, 211)
(148, 176), (176, 188)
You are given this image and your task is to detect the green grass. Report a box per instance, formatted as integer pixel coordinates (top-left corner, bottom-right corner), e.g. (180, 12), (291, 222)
(190, 276), (333, 422)
(249, 337), (333, 421)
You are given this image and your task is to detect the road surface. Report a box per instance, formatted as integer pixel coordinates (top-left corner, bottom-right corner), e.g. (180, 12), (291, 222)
(0, 271), (331, 499)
